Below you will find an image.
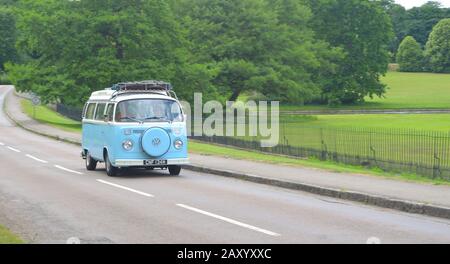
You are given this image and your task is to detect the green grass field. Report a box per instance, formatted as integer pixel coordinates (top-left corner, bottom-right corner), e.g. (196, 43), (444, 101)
(0, 225), (23, 244)
(280, 72), (450, 110)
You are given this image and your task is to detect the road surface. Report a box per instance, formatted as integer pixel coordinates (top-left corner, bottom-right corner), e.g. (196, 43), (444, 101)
(0, 86), (450, 244)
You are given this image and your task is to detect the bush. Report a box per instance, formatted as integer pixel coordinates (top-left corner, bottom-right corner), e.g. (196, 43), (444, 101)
(425, 18), (450, 73)
(396, 36), (424, 72)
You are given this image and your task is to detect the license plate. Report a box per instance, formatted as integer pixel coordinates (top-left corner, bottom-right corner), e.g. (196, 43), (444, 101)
(144, 159), (168, 165)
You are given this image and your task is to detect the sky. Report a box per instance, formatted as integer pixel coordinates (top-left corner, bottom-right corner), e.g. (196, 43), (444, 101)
(395, 0), (450, 9)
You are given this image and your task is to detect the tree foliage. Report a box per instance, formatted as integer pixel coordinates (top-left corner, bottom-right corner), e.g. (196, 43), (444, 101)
(175, 0), (342, 104)
(6, 0), (396, 107)
(396, 36), (424, 72)
(307, 0), (393, 104)
(425, 18), (450, 73)
(7, 0), (202, 106)
(0, 6), (17, 70)
(382, 1), (450, 55)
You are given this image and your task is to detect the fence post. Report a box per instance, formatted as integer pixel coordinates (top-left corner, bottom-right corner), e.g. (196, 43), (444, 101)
(433, 131), (441, 179)
(320, 128), (327, 161)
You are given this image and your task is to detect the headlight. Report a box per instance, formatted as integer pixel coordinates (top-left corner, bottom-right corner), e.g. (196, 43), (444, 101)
(122, 140), (133, 151)
(174, 139), (183, 150)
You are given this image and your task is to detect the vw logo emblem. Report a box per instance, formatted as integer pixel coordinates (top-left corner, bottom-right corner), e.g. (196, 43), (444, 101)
(152, 138), (161, 146)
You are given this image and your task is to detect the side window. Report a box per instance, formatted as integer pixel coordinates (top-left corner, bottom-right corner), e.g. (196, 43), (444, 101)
(85, 103), (96, 120)
(106, 104), (115, 122)
(95, 103), (106, 120)
(82, 103), (88, 119)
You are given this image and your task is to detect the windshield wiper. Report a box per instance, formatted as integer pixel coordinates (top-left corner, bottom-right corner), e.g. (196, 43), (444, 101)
(121, 116), (143, 123)
(143, 117), (172, 123)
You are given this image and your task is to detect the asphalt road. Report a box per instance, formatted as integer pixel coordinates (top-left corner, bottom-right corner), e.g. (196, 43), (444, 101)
(0, 87), (450, 244)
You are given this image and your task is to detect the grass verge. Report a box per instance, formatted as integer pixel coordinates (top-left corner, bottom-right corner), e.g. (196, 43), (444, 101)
(21, 99), (81, 133)
(0, 225), (23, 244)
(19, 98), (449, 185)
(189, 140), (450, 186)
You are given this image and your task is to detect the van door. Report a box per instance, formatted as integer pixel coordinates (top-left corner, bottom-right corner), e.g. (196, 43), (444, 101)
(93, 103), (107, 159)
(103, 103), (115, 160)
(82, 102), (97, 157)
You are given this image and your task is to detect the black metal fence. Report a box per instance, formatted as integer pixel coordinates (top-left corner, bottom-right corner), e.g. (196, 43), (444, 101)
(191, 126), (450, 180)
(56, 103), (82, 121)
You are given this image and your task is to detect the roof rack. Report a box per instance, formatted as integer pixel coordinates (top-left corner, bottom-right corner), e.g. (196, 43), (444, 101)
(110, 80), (177, 99)
(111, 80), (173, 92)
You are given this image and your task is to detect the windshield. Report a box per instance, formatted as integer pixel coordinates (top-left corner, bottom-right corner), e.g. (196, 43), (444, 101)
(115, 99), (183, 123)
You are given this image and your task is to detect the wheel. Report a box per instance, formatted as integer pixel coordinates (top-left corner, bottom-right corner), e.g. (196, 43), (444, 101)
(104, 152), (118, 177)
(85, 151), (97, 171)
(168, 165), (181, 176)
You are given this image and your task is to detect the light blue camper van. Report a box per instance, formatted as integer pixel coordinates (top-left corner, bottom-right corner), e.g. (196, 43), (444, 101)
(81, 80), (189, 176)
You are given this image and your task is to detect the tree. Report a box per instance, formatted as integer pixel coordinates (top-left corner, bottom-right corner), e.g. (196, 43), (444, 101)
(425, 18), (450, 73)
(176, 0), (341, 104)
(7, 0), (198, 107)
(405, 2), (449, 46)
(384, 1), (450, 54)
(307, 0), (393, 105)
(396, 36), (424, 72)
(0, 7), (17, 70)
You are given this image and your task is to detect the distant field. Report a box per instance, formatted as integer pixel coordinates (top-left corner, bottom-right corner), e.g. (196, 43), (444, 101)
(281, 72), (450, 110)
(280, 114), (450, 131)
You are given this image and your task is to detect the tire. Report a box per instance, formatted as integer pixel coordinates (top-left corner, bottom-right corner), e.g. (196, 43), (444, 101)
(104, 152), (118, 177)
(85, 151), (97, 171)
(168, 165), (181, 176)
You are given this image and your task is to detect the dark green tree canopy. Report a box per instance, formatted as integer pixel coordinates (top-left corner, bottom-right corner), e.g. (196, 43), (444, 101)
(176, 0), (340, 104)
(7, 0), (194, 106)
(6, 0), (396, 107)
(308, 0), (393, 105)
(382, 1), (450, 54)
(0, 7), (17, 70)
(396, 36), (424, 72)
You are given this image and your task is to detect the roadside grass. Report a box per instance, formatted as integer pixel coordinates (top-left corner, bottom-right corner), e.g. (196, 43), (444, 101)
(279, 72), (450, 111)
(189, 140), (450, 185)
(0, 225), (23, 244)
(21, 99), (82, 133)
(19, 97), (450, 185)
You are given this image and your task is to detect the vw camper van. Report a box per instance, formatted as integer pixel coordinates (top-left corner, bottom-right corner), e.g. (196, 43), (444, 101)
(81, 81), (188, 176)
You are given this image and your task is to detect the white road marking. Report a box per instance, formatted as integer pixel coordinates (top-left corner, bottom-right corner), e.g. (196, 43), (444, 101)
(0, 142), (4, 146)
(96, 179), (154, 198)
(54, 165), (83, 175)
(176, 203), (281, 237)
(25, 154), (48, 164)
(7, 146), (20, 153)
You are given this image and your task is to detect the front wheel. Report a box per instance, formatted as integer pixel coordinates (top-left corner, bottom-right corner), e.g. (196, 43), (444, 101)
(168, 165), (181, 176)
(85, 151), (97, 171)
(104, 152), (118, 177)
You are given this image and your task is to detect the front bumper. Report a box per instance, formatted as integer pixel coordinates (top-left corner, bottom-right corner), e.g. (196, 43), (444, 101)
(114, 158), (189, 167)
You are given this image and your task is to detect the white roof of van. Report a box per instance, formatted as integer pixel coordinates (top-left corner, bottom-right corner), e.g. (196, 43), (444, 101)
(88, 89), (176, 102)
